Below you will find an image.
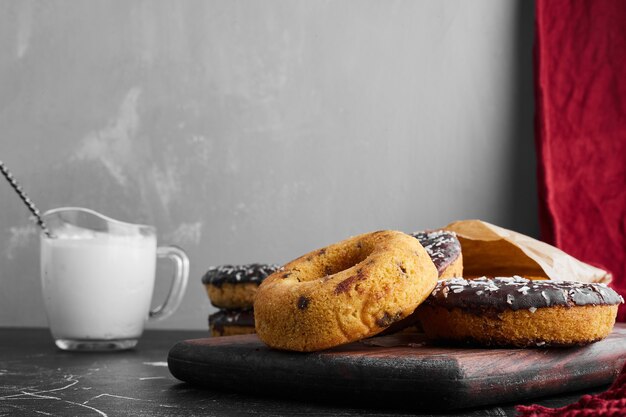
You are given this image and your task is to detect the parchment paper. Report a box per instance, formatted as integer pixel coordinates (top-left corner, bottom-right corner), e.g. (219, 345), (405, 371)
(444, 219), (611, 284)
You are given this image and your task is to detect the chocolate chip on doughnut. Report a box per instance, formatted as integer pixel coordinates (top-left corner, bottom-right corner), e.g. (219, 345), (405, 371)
(209, 309), (256, 337)
(417, 277), (624, 347)
(411, 230), (462, 278)
(254, 230), (439, 352)
(202, 264), (280, 309)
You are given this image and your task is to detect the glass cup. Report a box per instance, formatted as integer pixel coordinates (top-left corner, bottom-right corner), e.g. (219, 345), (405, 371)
(40, 207), (189, 351)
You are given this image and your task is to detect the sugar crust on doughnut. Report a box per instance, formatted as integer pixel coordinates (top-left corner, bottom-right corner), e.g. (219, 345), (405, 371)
(254, 230), (439, 352)
(417, 277), (623, 347)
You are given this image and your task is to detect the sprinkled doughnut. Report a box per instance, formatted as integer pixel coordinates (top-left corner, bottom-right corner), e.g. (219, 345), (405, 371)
(416, 277), (624, 347)
(209, 309), (255, 337)
(202, 264), (280, 309)
(412, 230), (462, 278)
(254, 230), (439, 352)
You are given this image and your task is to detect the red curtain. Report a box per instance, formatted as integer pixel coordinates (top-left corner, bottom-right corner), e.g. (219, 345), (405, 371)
(534, 0), (626, 321)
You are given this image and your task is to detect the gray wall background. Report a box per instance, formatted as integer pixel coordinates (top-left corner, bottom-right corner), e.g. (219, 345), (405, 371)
(0, 0), (536, 330)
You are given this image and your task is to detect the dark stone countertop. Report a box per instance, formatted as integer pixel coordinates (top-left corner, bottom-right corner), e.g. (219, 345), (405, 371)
(0, 328), (607, 416)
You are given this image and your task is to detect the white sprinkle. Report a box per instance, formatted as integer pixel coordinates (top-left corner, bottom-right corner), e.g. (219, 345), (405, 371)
(142, 362), (168, 367)
(506, 294), (514, 305)
(528, 307), (537, 313)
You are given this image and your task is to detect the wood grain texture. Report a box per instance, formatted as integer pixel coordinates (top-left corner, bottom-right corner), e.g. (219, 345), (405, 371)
(168, 323), (626, 411)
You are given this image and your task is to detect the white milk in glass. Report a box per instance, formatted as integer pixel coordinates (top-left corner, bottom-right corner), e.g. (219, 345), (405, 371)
(41, 224), (157, 341)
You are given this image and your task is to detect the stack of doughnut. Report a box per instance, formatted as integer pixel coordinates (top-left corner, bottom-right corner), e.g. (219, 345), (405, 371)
(202, 263), (279, 336)
(253, 229), (623, 351)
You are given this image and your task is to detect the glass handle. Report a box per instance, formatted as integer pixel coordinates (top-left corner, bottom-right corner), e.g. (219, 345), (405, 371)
(149, 246), (189, 321)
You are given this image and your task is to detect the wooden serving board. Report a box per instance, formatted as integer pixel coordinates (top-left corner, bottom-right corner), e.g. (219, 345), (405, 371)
(168, 324), (626, 411)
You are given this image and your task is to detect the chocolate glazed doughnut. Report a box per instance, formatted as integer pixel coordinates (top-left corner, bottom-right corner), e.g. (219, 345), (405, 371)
(254, 230), (438, 352)
(202, 264), (280, 309)
(411, 230), (463, 279)
(209, 310), (256, 337)
(417, 277), (624, 347)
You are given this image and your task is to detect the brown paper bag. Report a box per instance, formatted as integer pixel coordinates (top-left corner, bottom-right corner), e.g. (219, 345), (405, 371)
(444, 220), (611, 284)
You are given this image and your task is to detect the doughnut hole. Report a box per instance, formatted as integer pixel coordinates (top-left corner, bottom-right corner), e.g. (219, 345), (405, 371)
(287, 237), (377, 282)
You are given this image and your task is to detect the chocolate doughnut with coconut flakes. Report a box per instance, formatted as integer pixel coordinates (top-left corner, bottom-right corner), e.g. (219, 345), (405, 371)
(208, 309), (256, 337)
(417, 277), (623, 347)
(411, 230), (463, 278)
(202, 263), (280, 309)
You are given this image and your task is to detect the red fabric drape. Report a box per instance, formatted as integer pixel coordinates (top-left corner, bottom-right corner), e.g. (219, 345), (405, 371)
(534, 0), (626, 322)
(517, 362), (626, 416)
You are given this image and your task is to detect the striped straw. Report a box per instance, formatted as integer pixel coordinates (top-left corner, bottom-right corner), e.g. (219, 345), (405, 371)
(0, 160), (51, 237)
